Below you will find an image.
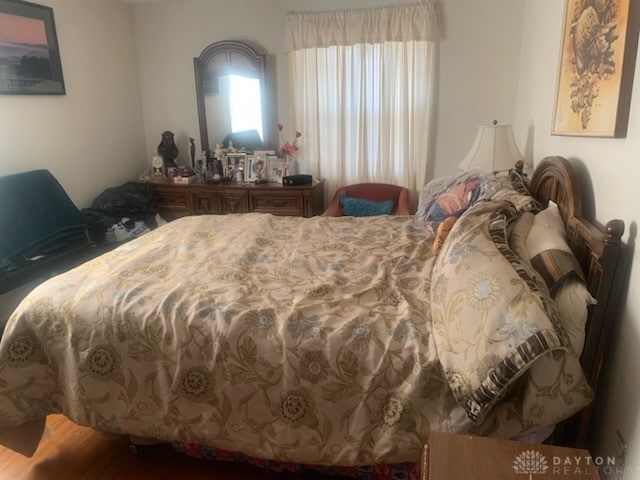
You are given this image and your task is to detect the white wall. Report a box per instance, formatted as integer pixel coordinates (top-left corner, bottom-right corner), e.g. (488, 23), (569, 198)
(515, 1), (640, 476)
(132, 0), (525, 181)
(431, 0), (525, 178)
(0, 0), (146, 208)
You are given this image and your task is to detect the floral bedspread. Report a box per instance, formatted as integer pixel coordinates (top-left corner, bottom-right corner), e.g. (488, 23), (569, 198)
(0, 212), (589, 465)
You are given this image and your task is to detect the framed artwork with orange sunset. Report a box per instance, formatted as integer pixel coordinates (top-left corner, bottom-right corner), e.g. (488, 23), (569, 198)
(552, 0), (640, 137)
(0, 0), (65, 95)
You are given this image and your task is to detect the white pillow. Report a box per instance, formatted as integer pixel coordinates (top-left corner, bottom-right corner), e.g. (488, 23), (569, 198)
(525, 201), (596, 356)
(525, 201), (571, 256)
(554, 278), (596, 357)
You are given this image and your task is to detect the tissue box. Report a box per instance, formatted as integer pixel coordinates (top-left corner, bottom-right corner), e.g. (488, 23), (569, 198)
(173, 174), (196, 184)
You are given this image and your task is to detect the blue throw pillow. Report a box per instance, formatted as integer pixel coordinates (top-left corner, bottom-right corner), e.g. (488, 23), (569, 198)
(339, 196), (394, 217)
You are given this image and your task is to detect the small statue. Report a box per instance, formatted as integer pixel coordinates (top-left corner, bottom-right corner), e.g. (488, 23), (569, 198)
(189, 137), (196, 168)
(200, 150), (208, 171)
(194, 159), (204, 183)
(214, 143), (223, 160)
(228, 140), (236, 153)
(157, 131), (178, 168)
(214, 158), (224, 179)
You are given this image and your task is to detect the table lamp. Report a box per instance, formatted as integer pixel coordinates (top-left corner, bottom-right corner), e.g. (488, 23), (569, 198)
(458, 120), (524, 172)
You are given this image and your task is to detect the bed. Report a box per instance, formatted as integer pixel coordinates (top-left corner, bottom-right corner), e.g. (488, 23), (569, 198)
(0, 157), (625, 473)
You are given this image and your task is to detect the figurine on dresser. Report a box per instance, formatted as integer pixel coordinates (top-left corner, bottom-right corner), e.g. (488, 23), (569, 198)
(189, 137), (196, 167)
(157, 131), (178, 168)
(194, 155), (204, 183)
(212, 143), (225, 181)
(214, 143), (224, 160)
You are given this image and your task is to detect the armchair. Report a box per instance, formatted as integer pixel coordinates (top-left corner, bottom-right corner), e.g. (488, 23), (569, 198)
(322, 183), (410, 217)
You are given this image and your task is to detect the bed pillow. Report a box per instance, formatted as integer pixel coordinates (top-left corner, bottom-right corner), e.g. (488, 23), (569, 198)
(526, 201), (570, 256)
(509, 211), (535, 265)
(413, 170), (499, 233)
(552, 278), (596, 357)
(526, 201), (585, 292)
(525, 201), (596, 356)
(430, 199), (576, 423)
(414, 175), (453, 210)
(338, 196), (394, 217)
(491, 188), (541, 214)
(508, 168), (534, 197)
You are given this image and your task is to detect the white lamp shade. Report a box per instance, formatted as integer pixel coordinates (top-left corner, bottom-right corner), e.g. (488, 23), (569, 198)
(458, 123), (524, 172)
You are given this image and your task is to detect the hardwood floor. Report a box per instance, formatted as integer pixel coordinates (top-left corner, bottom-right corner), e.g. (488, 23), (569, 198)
(0, 415), (349, 479)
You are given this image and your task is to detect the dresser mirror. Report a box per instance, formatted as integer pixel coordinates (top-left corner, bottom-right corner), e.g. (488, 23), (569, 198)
(194, 40), (271, 155)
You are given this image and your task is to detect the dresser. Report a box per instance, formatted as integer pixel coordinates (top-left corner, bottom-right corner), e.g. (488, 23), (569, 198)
(139, 179), (325, 221)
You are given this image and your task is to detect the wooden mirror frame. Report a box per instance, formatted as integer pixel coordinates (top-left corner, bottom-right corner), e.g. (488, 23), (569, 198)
(193, 40), (270, 155)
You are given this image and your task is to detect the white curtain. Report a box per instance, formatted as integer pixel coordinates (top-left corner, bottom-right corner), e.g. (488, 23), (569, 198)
(285, 2), (439, 50)
(286, 2), (439, 203)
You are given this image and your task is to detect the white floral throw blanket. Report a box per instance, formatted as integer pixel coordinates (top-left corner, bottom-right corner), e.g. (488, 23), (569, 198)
(0, 211), (591, 465)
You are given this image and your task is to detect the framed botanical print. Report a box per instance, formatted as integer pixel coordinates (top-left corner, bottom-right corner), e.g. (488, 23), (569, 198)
(551, 0), (639, 137)
(0, 0), (65, 95)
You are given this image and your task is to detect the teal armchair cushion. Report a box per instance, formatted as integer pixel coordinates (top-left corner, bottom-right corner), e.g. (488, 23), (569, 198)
(339, 196), (394, 217)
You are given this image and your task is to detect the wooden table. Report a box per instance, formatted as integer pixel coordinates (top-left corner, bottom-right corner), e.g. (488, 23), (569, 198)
(422, 432), (602, 479)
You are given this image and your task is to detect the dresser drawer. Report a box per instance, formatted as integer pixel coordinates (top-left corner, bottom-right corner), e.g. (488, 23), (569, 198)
(153, 185), (191, 210)
(191, 192), (218, 214)
(152, 185), (191, 220)
(249, 191), (303, 216)
(219, 191), (249, 214)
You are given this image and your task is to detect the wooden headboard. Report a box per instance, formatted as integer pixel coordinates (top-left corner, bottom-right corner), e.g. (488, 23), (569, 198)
(522, 156), (626, 448)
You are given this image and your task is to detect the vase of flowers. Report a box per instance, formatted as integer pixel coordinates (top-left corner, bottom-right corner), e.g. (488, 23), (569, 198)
(277, 123), (301, 177)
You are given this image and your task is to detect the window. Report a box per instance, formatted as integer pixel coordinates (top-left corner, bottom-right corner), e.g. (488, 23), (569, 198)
(286, 2), (439, 200)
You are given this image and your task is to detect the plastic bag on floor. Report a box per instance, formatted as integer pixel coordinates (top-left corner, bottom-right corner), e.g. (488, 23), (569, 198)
(105, 217), (150, 243)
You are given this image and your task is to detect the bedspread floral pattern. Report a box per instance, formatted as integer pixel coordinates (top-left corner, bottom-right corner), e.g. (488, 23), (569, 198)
(0, 211), (592, 465)
(430, 199), (592, 428)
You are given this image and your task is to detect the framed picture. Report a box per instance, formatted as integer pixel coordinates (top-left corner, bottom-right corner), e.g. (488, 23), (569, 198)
(225, 152), (246, 179)
(0, 0), (65, 95)
(248, 149), (274, 181)
(551, 0), (640, 137)
(246, 155), (267, 181)
(266, 155), (286, 183)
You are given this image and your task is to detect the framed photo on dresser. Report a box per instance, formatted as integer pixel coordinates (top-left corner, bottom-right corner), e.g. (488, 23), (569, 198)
(246, 150), (273, 181)
(225, 153), (246, 178)
(266, 155), (286, 183)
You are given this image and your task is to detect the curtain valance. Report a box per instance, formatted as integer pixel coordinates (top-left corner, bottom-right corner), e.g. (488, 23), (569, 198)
(284, 1), (439, 52)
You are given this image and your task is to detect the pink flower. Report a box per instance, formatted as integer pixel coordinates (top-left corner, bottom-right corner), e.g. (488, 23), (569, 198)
(280, 142), (296, 155)
(277, 123), (301, 157)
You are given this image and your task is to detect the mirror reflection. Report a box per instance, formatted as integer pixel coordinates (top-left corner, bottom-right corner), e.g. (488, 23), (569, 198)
(194, 41), (267, 154)
(206, 74), (263, 146)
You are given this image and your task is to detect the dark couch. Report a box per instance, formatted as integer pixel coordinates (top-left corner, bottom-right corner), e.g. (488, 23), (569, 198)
(0, 169), (91, 294)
